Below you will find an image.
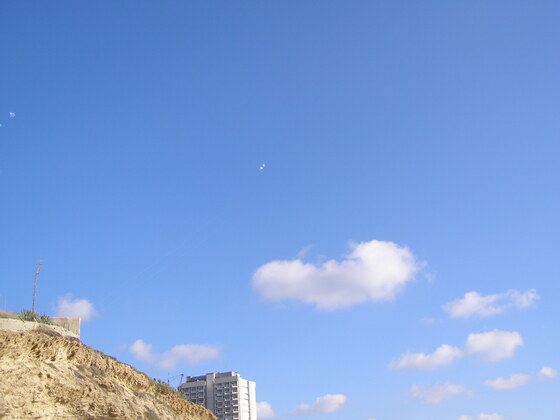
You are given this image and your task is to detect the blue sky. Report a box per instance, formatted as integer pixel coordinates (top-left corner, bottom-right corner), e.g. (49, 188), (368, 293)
(1, 2), (559, 419)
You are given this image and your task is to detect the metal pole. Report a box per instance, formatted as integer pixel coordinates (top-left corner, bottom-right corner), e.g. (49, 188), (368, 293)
(32, 260), (43, 313)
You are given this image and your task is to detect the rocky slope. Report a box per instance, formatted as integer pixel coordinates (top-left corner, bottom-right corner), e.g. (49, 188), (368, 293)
(0, 329), (216, 420)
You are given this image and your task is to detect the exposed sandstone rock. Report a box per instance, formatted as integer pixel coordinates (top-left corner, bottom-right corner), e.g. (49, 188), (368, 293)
(0, 330), (216, 420)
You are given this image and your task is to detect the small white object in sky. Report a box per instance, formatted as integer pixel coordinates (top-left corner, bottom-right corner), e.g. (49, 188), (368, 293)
(259, 163), (266, 171)
(9, 112), (15, 118)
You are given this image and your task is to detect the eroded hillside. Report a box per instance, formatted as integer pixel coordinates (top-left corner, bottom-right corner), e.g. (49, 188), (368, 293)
(0, 330), (216, 420)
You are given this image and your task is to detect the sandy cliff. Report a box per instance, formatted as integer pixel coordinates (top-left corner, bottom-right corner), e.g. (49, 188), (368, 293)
(0, 330), (216, 420)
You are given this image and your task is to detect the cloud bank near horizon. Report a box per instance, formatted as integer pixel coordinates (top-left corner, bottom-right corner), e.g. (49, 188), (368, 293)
(256, 402), (275, 419)
(253, 240), (421, 310)
(293, 394), (347, 415)
(458, 414), (504, 420)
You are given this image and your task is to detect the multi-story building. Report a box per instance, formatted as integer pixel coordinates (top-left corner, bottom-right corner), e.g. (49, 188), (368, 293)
(178, 372), (257, 420)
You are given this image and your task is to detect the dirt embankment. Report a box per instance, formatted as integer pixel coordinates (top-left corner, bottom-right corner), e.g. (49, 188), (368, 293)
(0, 330), (216, 420)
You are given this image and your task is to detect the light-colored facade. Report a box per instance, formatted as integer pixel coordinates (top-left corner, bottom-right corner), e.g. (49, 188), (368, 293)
(178, 372), (257, 420)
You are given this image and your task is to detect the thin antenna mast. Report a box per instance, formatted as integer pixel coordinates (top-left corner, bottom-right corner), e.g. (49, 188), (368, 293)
(31, 260), (43, 313)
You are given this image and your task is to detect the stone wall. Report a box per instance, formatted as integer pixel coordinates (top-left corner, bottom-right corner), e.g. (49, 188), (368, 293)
(0, 318), (80, 339)
(51, 317), (81, 336)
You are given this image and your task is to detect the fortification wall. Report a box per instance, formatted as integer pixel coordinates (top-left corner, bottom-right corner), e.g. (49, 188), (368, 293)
(0, 318), (80, 339)
(51, 317), (81, 336)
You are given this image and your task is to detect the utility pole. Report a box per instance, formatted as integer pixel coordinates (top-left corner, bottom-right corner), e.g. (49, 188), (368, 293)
(31, 260), (43, 313)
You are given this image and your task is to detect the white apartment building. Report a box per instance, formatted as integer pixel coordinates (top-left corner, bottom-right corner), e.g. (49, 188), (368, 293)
(178, 372), (257, 420)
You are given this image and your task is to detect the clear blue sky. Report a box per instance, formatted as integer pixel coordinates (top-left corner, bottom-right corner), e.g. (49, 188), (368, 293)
(1, 2), (559, 419)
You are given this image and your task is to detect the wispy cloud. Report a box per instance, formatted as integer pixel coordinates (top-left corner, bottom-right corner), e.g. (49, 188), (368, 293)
(484, 366), (557, 390)
(256, 402), (276, 419)
(293, 394), (347, 415)
(296, 244), (314, 259)
(129, 339), (221, 370)
(55, 295), (97, 321)
(458, 414), (504, 420)
(538, 366), (557, 379)
(443, 289), (539, 319)
(9, 112), (15, 118)
(484, 373), (530, 390)
(253, 240), (421, 310)
(410, 383), (470, 405)
(390, 330), (523, 370)
(389, 344), (463, 370)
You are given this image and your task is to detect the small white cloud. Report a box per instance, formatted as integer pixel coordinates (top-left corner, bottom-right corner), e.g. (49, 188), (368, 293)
(538, 366), (557, 379)
(390, 330), (523, 370)
(253, 240), (421, 310)
(389, 344), (463, 370)
(55, 296), (96, 321)
(465, 330), (523, 362)
(458, 415), (504, 420)
(130, 339), (156, 362)
(159, 344), (221, 370)
(484, 373), (530, 390)
(293, 394), (347, 415)
(9, 112), (15, 118)
(443, 289), (539, 319)
(259, 163), (266, 171)
(410, 383), (469, 405)
(129, 339), (221, 370)
(257, 402), (276, 419)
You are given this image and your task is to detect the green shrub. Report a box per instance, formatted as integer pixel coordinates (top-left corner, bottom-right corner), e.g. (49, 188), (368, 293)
(89, 365), (105, 377)
(144, 409), (160, 420)
(152, 379), (182, 398)
(19, 309), (53, 325)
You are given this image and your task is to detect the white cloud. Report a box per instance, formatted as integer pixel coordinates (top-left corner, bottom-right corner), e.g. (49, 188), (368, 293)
(253, 240), (421, 310)
(390, 330), (523, 370)
(484, 373), (530, 390)
(465, 330), (523, 362)
(9, 112), (15, 118)
(458, 415), (504, 420)
(129, 339), (221, 370)
(257, 402), (276, 419)
(389, 344), (463, 370)
(55, 296), (96, 321)
(130, 339), (156, 362)
(293, 394), (347, 415)
(410, 383), (469, 405)
(443, 289), (539, 319)
(538, 366), (557, 379)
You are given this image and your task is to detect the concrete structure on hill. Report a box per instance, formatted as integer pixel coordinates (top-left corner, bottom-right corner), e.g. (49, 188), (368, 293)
(0, 312), (80, 339)
(178, 372), (257, 420)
